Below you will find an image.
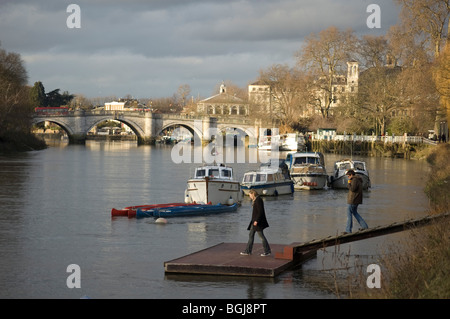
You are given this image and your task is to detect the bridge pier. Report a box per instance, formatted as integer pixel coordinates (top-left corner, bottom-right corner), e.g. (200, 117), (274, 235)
(69, 134), (87, 144)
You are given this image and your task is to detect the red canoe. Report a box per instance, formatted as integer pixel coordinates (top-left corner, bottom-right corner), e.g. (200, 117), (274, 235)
(111, 202), (199, 218)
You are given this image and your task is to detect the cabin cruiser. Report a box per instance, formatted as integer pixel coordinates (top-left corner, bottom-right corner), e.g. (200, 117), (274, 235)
(279, 133), (306, 151)
(286, 152), (328, 190)
(241, 160), (293, 196)
(258, 133), (306, 152)
(329, 159), (371, 190)
(185, 164), (242, 205)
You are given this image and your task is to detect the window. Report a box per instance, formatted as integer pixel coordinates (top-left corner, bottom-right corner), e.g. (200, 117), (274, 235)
(267, 174), (273, 182)
(221, 169), (232, 178)
(209, 169), (219, 177)
(244, 174), (254, 183)
(256, 174), (267, 182)
(196, 169), (206, 177)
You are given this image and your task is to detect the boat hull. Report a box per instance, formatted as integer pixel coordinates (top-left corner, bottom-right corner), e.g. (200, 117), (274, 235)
(185, 179), (241, 205)
(241, 181), (294, 196)
(329, 173), (371, 190)
(291, 174), (328, 190)
(111, 203), (198, 218)
(137, 203), (238, 218)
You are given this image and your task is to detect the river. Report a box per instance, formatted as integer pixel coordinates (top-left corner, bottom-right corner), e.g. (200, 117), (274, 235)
(0, 140), (431, 299)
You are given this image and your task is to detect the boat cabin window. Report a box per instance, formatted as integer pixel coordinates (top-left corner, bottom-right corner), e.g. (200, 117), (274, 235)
(195, 169), (206, 178)
(267, 174), (273, 182)
(256, 174), (267, 182)
(209, 169), (220, 178)
(243, 174), (254, 183)
(294, 157), (318, 165)
(338, 163), (351, 170)
(354, 162), (365, 171)
(221, 169), (232, 178)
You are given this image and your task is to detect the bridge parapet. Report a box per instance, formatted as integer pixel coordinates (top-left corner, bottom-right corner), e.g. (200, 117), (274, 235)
(32, 111), (264, 145)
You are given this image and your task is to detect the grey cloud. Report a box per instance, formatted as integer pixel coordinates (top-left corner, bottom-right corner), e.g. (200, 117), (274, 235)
(1, 0), (399, 98)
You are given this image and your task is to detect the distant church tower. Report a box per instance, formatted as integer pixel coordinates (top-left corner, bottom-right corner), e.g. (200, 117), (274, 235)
(346, 61), (359, 93)
(220, 82), (226, 94)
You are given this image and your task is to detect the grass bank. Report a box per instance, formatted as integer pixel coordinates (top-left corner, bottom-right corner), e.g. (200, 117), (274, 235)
(353, 143), (450, 298)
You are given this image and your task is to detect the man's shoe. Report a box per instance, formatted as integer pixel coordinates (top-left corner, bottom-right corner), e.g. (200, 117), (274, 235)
(260, 252), (271, 257)
(240, 251), (251, 256)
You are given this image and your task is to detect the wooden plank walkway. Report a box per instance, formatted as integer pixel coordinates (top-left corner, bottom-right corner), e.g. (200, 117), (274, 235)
(276, 212), (450, 259)
(164, 213), (449, 278)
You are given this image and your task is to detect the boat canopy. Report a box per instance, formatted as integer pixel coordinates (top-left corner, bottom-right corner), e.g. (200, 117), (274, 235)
(335, 160), (366, 171)
(242, 170), (286, 183)
(286, 152), (325, 166)
(194, 165), (233, 180)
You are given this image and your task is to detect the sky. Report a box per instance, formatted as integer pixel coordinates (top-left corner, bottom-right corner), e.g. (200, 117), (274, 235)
(0, 0), (400, 100)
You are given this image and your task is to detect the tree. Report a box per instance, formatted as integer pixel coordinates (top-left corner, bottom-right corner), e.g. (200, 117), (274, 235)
(175, 84), (191, 108)
(256, 64), (309, 130)
(29, 81), (46, 107)
(395, 0), (450, 59)
(45, 88), (74, 107)
(296, 26), (358, 118)
(356, 66), (403, 135)
(0, 45), (31, 137)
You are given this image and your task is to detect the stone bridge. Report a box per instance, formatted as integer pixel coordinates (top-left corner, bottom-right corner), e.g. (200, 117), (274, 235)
(32, 110), (278, 144)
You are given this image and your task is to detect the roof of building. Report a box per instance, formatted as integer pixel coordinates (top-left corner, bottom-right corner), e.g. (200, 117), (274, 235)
(198, 92), (247, 104)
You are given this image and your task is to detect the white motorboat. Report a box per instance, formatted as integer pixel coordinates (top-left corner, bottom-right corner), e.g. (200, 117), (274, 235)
(329, 159), (371, 190)
(279, 133), (306, 151)
(259, 133), (306, 152)
(258, 135), (273, 151)
(185, 164), (242, 205)
(286, 152), (328, 190)
(241, 160), (293, 196)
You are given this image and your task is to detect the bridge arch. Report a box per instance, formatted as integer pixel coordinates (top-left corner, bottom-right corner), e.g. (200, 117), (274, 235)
(31, 118), (75, 136)
(86, 117), (145, 138)
(159, 122), (203, 141)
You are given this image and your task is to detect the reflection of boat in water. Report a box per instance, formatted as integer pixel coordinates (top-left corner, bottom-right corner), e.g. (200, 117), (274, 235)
(136, 203), (238, 218)
(241, 160), (293, 196)
(329, 159), (371, 190)
(184, 164), (242, 205)
(286, 152), (328, 190)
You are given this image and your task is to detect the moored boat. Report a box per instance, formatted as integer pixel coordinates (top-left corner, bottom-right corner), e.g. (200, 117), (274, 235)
(286, 152), (328, 190)
(184, 164), (242, 205)
(136, 203), (238, 218)
(329, 159), (371, 190)
(111, 202), (199, 218)
(279, 133), (306, 151)
(241, 160), (293, 196)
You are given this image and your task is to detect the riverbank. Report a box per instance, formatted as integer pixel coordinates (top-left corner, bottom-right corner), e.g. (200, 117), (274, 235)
(354, 143), (450, 299)
(308, 140), (432, 159)
(0, 132), (47, 153)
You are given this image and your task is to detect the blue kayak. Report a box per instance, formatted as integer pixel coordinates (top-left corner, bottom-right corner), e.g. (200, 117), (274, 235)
(136, 203), (238, 218)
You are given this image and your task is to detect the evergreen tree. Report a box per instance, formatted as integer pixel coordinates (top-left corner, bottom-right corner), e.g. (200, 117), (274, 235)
(30, 81), (46, 107)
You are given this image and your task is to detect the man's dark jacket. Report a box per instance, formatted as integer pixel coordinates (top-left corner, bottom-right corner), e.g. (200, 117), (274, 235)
(247, 195), (269, 231)
(347, 175), (363, 205)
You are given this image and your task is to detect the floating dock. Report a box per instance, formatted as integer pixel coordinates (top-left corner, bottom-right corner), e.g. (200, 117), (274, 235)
(164, 213), (449, 278)
(164, 243), (316, 277)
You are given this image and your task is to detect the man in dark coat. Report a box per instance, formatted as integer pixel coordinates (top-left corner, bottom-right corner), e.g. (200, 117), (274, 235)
(345, 169), (369, 233)
(241, 189), (271, 256)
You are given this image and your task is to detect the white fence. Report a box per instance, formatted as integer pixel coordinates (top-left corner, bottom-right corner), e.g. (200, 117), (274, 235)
(311, 133), (435, 145)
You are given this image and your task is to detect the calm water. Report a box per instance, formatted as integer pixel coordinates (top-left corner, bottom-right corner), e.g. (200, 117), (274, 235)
(0, 141), (431, 299)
